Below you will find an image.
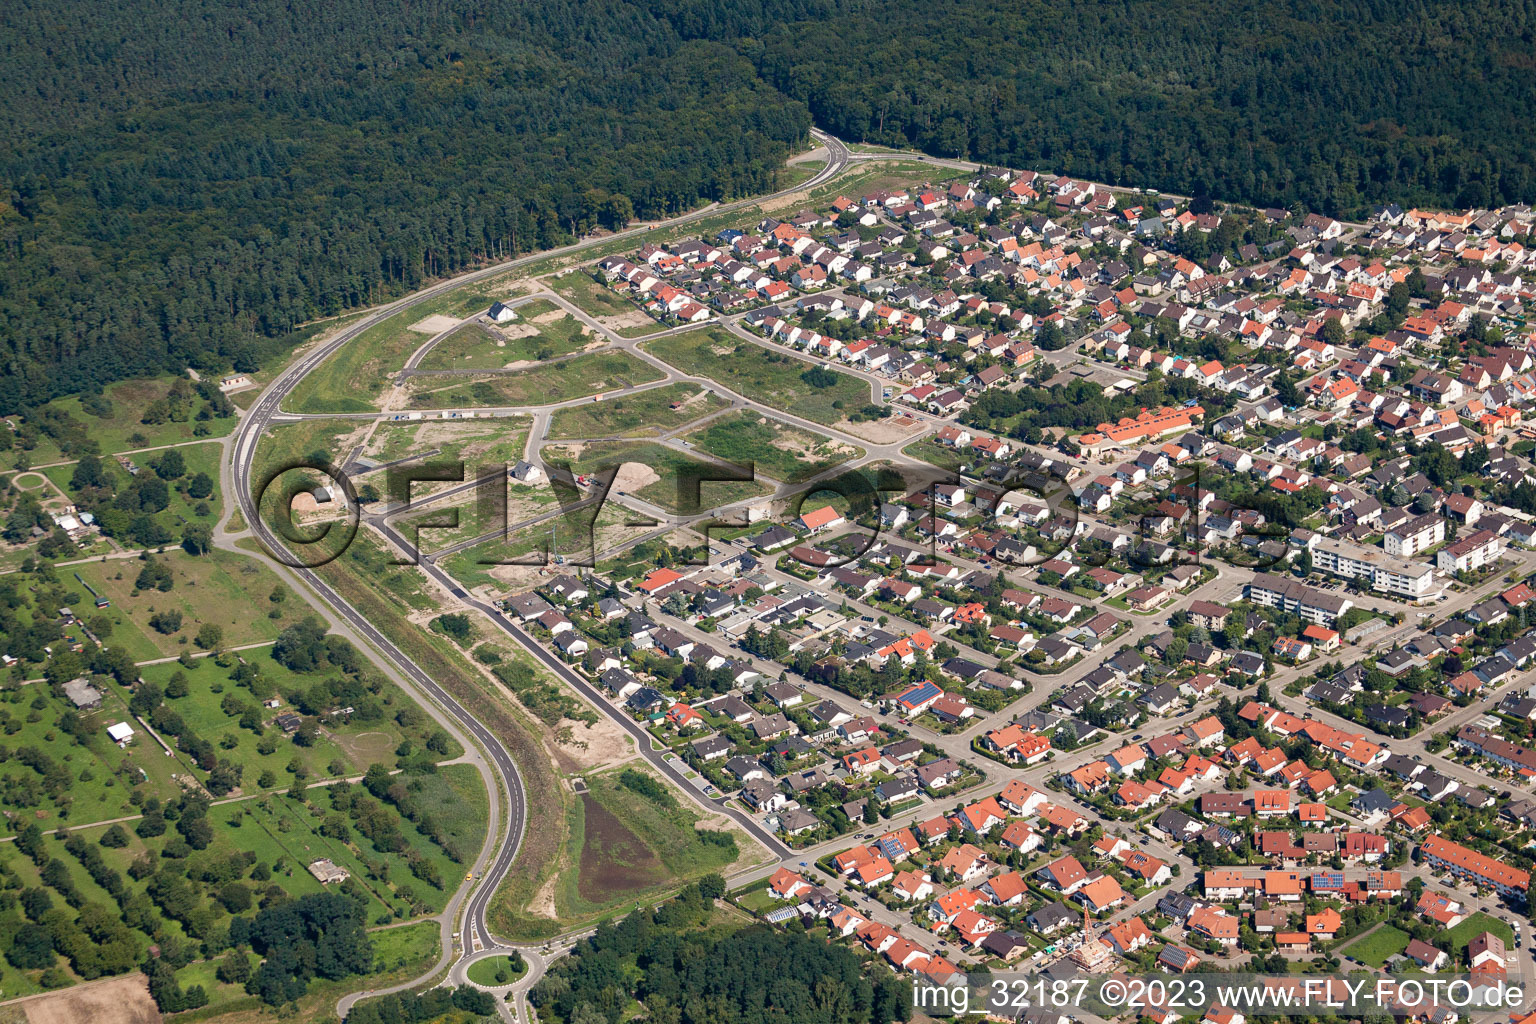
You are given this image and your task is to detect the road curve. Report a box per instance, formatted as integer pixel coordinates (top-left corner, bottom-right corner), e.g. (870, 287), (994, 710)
(229, 128), (847, 1018)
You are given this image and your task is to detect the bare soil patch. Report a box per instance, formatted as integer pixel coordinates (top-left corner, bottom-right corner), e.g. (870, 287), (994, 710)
(576, 794), (666, 904)
(410, 314), (461, 334)
(601, 310), (656, 331)
(528, 870), (561, 919)
(612, 463), (660, 491)
(839, 414), (925, 443)
(22, 976), (160, 1024)
(551, 716), (632, 773)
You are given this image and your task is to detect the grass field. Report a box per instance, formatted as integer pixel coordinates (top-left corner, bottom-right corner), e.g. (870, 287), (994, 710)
(360, 417), (532, 491)
(31, 377), (240, 458)
(249, 417), (370, 490)
(1447, 912), (1515, 953)
(1342, 924), (1410, 966)
(72, 548), (299, 661)
(369, 920), (444, 973)
(438, 498), (639, 591)
(418, 300), (600, 370)
(642, 329), (869, 425)
(683, 410), (861, 483)
(546, 383), (729, 440)
(546, 272), (641, 319)
(901, 435), (965, 472)
(467, 953), (527, 986)
(542, 440), (772, 514)
(287, 288), (509, 413)
(44, 440), (226, 542)
(407, 351), (664, 409)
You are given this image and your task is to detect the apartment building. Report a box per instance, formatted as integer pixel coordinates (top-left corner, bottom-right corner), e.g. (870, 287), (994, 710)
(1309, 536), (1437, 599)
(1245, 573), (1354, 626)
(1382, 512), (1445, 558)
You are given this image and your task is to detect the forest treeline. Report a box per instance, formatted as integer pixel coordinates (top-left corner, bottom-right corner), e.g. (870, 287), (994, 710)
(717, 0), (1536, 214)
(0, 0), (809, 411)
(3, 0), (1535, 410)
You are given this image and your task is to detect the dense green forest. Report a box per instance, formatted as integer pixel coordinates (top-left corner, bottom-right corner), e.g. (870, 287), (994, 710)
(531, 878), (911, 1024)
(0, 0), (809, 410)
(4, 0), (1535, 410)
(743, 0), (1536, 211)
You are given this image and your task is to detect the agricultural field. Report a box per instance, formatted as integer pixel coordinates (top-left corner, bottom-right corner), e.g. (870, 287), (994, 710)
(286, 287), (510, 413)
(43, 440), (225, 550)
(642, 329), (869, 425)
(683, 410), (861, 483)
(545, 383), (728, 440)
(70, 548), (299, 662)
(417, 300), (602, 371)
(541, 441), (772, 515)
(406, 351), (664, 410)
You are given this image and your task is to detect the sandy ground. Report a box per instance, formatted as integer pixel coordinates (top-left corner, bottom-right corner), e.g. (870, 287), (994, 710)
(839, 413), (924, 443)
(410, 314), (461, 334)
(551, 716), (632, 772)
(599, 309), (656, 331)
(528, 870), (561, 919)
(20, 976), (160, 1024)
(485, 563), (557, 589)
(612, 463), (661, 491)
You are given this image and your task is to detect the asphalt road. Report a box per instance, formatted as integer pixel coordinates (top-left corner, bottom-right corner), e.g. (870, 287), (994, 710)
(228, 128), (850, 1018)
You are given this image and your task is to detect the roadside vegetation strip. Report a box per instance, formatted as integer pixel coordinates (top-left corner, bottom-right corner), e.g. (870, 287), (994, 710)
(641, 328), (868, 426)
(435, 498), (635, 593)
(287, 289), (502, 413)
(309, 541), (564, 942)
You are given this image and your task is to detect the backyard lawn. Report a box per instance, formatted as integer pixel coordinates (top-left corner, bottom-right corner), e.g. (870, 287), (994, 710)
(1342, 924), (1410, 966)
